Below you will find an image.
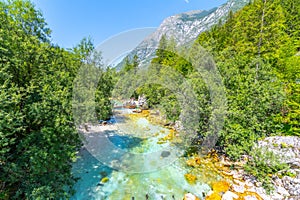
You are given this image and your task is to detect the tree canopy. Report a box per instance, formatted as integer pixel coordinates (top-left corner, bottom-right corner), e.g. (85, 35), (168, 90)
(0, 1), (115, 198)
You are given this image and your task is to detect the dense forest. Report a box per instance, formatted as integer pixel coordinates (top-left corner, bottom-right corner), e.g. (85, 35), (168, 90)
(197, 0), (300, 157)
(0, 0), (114, 199)
(136, 0), (299, 154)
(0, 0), (299, 199)
(127, 0), (300, 191)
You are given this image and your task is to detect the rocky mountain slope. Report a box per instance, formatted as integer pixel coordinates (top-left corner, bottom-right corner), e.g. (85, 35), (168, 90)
(119, 0), (249, 67)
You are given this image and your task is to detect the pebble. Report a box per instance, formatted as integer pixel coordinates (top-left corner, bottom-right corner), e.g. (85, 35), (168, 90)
(247, 187), (269, 200)
(184, 193), (198, 200)
(255, 181), (262, 187)
(230, 170), (243, 179)
(282, 175), (300, 196)
(270, 192), (284, 200)
(257, 193), (270, 200)
(244, 196), (258, 200)
(277, 186), (290, 196)
(232, 184), (245, 193)
(273, 177), (283, 186)
(233, 179), (245, 186)
(245, 180), (254, 187)
(203, 136), (300, 200)
(221, 191), (238, 200)
(257, 136), (300, 168)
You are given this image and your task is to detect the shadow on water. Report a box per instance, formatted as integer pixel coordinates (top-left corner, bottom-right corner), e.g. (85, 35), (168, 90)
(71, 131), (144, 199)
(106, 130), (144, 149)
(71, 148), (113, 200)
(72, 109), (215, 199)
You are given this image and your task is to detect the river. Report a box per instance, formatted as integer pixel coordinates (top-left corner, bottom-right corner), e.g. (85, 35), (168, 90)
(71, 108), (221, 200)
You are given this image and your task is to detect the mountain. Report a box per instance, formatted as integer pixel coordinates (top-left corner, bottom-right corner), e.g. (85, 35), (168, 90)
(117, 0), (249, 68)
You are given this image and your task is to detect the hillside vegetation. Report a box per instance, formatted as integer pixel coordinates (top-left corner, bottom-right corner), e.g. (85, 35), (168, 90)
(0, 0), (299, 198)
(0, 1), (114, 198)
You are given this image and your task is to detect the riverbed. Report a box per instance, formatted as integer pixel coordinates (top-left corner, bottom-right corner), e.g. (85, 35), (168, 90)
(71, 109), (220, 200)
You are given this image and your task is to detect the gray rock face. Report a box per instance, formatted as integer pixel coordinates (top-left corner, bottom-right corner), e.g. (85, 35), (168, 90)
(256, 136), (300, 199)
(210, 140), (300, 200)
(276, 186), (290, 196)
(120, 0), (249, 67)
(282, 174), (300, 197)
(257, 136), (300, 168)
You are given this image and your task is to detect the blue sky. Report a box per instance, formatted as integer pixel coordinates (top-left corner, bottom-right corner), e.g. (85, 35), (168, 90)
(31, 0), (227, 48)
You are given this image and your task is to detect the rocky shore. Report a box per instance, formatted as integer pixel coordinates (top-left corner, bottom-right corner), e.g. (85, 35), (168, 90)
(79, 109), (300, 200)
(129, 109), (300, 200)
(184, 136), (300, 200)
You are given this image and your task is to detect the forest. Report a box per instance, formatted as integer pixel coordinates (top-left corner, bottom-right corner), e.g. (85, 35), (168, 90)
(0, 1), (115, 198)
(0, 0), (299, 199)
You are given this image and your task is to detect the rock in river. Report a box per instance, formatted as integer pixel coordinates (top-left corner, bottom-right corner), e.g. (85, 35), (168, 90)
(161, 151), (171, 158)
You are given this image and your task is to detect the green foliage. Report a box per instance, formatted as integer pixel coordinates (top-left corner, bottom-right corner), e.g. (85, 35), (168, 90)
(245, 147), (289, 193)
(137, 83), (168, 107)
(0, 1), (114, 199)
(72, 38), (115, 123)
(216, 58), (284, 159)
(282, 170), (296, 178)
(152, 36), (193, 77)
(131, 36), (194, 122)
(188, 0), (300, 191)
(121, 55), (139, 73)
(95, 66), (116, 120)
(275, 55), (300, 136)
(195, 0), (300, 159)
(113, 0), (300, 169)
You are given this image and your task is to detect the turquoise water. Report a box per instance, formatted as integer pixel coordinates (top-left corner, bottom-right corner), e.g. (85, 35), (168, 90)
(71, 109), (214, 200)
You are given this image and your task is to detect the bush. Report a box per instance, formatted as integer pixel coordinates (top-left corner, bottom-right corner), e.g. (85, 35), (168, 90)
(244, 147), (289, 193)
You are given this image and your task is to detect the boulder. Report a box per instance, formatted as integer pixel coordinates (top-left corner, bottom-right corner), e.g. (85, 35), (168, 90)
(257, 136), (300, 168)
(160, 151), (171, 158)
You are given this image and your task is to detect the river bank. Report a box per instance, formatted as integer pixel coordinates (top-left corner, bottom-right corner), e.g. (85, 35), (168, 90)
(72, 108), (217, 199)
(72, 109), (300, 200)
(138, 109), (300, 200)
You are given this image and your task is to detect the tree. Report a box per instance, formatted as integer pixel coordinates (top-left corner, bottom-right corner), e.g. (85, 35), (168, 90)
(195, 0), (297, 159)
(0, 1), (114, 199)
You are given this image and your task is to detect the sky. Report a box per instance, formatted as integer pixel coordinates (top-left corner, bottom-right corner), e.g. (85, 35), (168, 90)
(31, 0), (228, 48)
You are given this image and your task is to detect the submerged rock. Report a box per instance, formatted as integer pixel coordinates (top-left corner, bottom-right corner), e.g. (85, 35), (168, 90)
(161, 151), (171, 158)
(101, 177), (109, 183)
(276, 186), (290, 196)
(212, 181), (230, 193)
(186, 156), (201, 167)
(184, 173), (197, 184)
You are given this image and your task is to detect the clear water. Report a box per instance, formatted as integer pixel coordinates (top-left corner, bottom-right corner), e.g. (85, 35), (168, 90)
(71, 109), (215, 200)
